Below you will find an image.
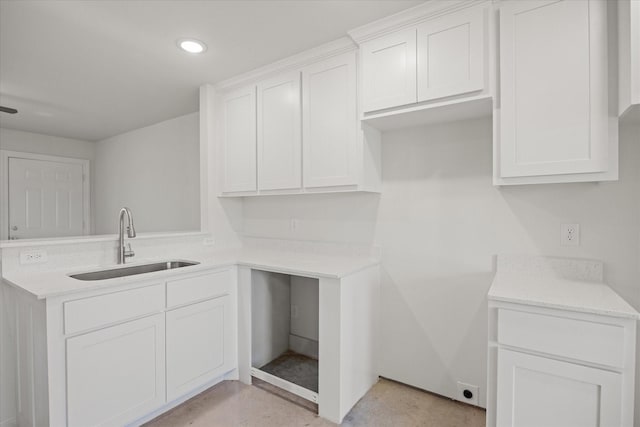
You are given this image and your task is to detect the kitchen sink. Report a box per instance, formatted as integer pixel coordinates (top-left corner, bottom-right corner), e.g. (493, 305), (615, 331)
(69, 260), (200, 281)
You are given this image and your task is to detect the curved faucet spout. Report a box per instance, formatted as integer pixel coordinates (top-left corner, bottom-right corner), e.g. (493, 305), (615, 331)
(118, 207), (136, 264)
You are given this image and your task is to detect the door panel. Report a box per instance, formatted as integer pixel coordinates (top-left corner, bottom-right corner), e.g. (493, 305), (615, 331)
(417, 4), (485, 101)
(496, 349), (622, 427)
(499, 0), (609, 177)
(221, 86), (257, 193)
(303, 52), (358, 188)
(362, 28), (417, 112)
(257, 72), (301, 190)
(66, 314), (165, 427)
(8, 157), (85, 239)
(166, 296), (232, 401)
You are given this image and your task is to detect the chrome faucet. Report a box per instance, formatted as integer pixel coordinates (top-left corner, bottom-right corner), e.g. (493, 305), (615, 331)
(118, 207), (136, 264)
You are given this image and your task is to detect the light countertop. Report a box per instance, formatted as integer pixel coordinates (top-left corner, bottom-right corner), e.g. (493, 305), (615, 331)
(1, 248), (380, 299)
(489, 272), (640, 320)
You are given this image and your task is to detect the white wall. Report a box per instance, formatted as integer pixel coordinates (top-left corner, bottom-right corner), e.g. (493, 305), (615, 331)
(242, 118), (640, 412)
(0, 127), (95, 160)
(94, 113), (200, 234)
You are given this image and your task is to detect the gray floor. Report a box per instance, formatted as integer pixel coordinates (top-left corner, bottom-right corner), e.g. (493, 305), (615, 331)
(259, 351), (319, 392)
(144, 378), (486, 427)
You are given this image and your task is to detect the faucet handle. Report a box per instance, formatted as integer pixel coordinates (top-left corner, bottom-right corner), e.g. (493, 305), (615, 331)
(124, 243), (135, 258)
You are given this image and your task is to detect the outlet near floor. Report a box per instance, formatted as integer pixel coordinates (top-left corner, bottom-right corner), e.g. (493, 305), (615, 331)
(456, 381), (479, 406)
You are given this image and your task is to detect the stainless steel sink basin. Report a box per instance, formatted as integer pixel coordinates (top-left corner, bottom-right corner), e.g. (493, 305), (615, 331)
(69, 260), (200, 281)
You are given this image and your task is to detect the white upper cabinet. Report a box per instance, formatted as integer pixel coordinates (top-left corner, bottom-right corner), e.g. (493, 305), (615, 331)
(351, 1), (493, 128)
(210, 38), (381, 197)
(257, 72), (302, 191)
(619, 0), (640, 117)
(302, 51), (358, 188)
(417, 4), (485, 102)
(361, 28), (417, 112)
(220, 86), (257, 193)
(497, 0), (616, 183)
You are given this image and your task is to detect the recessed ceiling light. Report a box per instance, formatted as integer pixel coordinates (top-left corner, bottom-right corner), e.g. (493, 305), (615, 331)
(177, 38), (207, 54)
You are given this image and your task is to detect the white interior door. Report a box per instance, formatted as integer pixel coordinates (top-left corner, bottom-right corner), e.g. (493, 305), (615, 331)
(8, 156), (86, 239)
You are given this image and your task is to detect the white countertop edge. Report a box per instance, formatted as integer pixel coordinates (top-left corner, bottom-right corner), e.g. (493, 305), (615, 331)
(2, 257), (381, 300)
(0, 231), (208, 249)
(488, 294), (640, 320)
(236, 259), (380, 280)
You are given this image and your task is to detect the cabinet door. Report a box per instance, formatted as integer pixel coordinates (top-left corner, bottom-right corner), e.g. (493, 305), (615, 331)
(361, 28), (417, 112)
(417, 4), (485, 102)
(496, 349), (622, 427)
(302, 52), (358, 188)
(221, 86), (257, 193)
(66, 314), (165, 427)
(499, 0), (609, 178)
(166, 296), (234, 401)
(257, 72), (301, 190)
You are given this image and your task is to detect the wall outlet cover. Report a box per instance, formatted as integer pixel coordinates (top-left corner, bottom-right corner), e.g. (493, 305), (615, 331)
(561, 223), (580, 246)
(19, 249), (48, 265)
(456, 381), (479, 406)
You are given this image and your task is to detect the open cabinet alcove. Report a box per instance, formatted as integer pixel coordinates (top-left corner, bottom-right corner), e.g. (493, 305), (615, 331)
(251, 271), (320, 404)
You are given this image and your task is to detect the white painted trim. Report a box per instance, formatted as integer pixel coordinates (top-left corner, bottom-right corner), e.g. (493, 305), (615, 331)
(251, 367), (319, 403)
(214, 37), (356, 92)
(348, 0), (482, 44)
(0, 150), (91, 241)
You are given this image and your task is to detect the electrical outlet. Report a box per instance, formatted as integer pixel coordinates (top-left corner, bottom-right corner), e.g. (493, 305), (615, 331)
(561, 223), (580, 246)
(291, 305), (299, 318)
(203, 237), (215, 246)
(290, 219), (299, 232)
(19, 250), (48, 265)
(456, 381), (479, 406)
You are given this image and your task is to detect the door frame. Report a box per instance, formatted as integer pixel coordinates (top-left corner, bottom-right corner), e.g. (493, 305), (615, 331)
(0, 150), (91, 240)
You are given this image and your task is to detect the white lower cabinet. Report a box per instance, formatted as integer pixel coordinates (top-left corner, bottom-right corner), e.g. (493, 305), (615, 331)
(496, 349), (622, 427)
(166, 295), (233, 401)
(488, 303), (636, 427)
(5, 266), (238, 427)
(66, 314), (166, 427)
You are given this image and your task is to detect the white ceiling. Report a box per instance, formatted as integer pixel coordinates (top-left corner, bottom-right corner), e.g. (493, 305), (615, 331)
(0, 0), (422, 142)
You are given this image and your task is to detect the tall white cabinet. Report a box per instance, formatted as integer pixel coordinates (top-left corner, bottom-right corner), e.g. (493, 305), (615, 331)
(495, 0), (617, 184)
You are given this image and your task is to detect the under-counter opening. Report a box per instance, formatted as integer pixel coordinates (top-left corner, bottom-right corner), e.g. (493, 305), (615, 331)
(251, 270), (319, 405)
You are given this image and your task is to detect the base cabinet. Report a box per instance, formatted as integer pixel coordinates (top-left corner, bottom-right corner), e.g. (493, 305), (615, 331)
(66, 314), (166, 427)
(166, 296), (234, 401)
(488, 302), (636, 427)
(3, 266), (238, 427)
(496, 349), (622, 427)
